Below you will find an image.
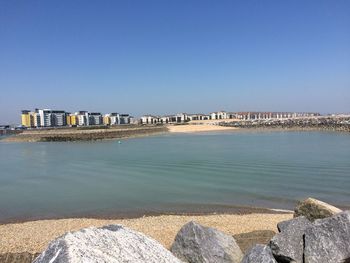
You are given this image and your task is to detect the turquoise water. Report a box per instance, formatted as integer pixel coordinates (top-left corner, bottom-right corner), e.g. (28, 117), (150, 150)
(0, 131), (349, 222)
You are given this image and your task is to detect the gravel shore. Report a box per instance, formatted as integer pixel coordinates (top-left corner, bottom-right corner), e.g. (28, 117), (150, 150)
(0, 213), (292, 254)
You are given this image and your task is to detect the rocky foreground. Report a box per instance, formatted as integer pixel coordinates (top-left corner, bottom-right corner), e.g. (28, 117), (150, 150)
(29, 198), (350, 262)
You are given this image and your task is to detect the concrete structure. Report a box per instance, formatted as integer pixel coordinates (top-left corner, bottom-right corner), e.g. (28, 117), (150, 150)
(141, 115), (159, 125)
(119, 114), (131, 124)
(235, 112), (320, 120)
(187, 114), (211, 121)
(210, 111), (228, 120)
(21, 110), (33, 127)
(51, 110), (67, 127)
(103, 114), (111, 125)
(20, 109), (133, 128)
(36, 109), (52, 127)
(66, 114), (77, 126)
(76, 111), (89, 126)
(141, 111), (321, 125)
(89, 113), (103, 125)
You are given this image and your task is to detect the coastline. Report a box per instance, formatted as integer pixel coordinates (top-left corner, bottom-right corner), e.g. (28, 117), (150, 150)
(1, 125), (168, 143)
(1, 124), (239, 143)
(3, 123), (348, 143)
(0, 211), (293, 255)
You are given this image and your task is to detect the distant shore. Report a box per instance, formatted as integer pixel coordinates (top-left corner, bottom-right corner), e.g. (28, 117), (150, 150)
(1, 124), (238, 142)
(1, 125), (168, 142)
(2, 122), (349, 143)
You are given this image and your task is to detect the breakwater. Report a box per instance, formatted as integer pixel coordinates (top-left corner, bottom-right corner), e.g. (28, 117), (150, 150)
(2, 125), (168, 142)
(220, 116), (350, 132)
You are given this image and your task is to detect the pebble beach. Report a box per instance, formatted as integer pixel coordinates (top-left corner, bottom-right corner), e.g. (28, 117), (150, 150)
(0, 213), (293, 255)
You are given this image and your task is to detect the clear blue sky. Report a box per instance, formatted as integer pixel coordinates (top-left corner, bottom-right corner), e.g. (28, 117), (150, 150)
(1, 0), (349, 124)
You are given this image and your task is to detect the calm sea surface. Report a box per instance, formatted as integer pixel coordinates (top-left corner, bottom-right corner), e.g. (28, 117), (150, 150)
(0, 131), (349, 222)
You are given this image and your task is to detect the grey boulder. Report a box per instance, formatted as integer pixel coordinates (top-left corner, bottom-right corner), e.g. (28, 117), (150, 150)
(241, 244), (277, 263)
(33, 224), (182, 263)
(270, 216), (312, 263)
(277, 215), (311, 233)
(294, 197), (342, 221)
(304, 211), (350, 263)
(171, 221), (243, 263)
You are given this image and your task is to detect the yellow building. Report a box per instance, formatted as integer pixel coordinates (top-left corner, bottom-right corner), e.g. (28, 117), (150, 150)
(103, 115), (111, 125)
(66, 115), (77, 126)
(21, 110), (32, 127)
(66, 115), (72, 126)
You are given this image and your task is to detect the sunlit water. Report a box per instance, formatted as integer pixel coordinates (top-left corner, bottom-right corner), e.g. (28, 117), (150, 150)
(0, 131), (349, 222)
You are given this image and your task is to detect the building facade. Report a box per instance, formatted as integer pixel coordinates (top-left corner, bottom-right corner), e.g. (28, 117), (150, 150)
(88, 113), (103, 125)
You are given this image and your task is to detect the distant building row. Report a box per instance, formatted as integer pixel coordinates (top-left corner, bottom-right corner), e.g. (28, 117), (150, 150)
(21, 109), (132, 128)
(140, 111), (320, 124)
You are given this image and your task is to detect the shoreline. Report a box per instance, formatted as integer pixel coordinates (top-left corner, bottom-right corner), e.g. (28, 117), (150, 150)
(1, 125), (168, 143)
(0, 205), (294, 225)
(0, 211), (293, 254)
(2, 124), (349, 143)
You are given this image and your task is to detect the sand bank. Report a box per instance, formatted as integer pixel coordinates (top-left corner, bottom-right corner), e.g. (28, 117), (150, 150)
(0, 213), (292, 254)
(167, 124), (238, 133)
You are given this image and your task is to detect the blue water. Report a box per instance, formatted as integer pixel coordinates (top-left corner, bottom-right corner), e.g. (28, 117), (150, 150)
(0, 131), (349, 222)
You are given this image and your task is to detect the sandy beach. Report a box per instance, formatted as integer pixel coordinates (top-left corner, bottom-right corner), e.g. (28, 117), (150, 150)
(0, 213), (292, 255)
(167, 124), (238, 133)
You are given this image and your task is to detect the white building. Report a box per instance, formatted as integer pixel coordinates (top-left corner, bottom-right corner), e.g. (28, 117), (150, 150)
(187, 114), (210, 121)
(37, 109), (52, 127)
(88, 113), (102, 125)
(210, 111), (227, 120)
(51, 110), (67, 126)
(108, 113), (131, 125)
(76, 111), (89, 126)
(141, 115), (160, 124)
(119, 114), (131, 124)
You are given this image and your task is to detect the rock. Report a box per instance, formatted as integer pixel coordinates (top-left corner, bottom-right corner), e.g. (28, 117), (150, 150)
(277, 216), (311, 232)
(171, 221), (243, 263)
(241, 244), (277, 263)
(269, 216), (312, 263)
(33, 224), (182, 263)
(304, 211), (350, 263)
(294, 197), (342, 221)
(233, 230), (275, 253)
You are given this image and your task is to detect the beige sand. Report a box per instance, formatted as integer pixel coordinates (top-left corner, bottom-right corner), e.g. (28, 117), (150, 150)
(167, 124), (238, 133)
(0, 213), (292, 254)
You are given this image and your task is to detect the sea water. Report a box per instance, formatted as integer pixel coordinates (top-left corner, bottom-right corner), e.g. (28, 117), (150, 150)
(0, 131), (349, 222)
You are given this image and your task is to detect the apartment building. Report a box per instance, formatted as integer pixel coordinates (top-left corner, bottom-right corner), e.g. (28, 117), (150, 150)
(89, 113), (103, 125)
(75, 111), (89, 126)
(21, 110), (34, 127)
(51, 110), (67, 126)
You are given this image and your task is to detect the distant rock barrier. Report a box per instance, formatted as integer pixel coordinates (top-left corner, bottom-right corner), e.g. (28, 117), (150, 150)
(33, 197), (349, 263)
(3, 125), (168, 142)
(220, 117), (350, 133)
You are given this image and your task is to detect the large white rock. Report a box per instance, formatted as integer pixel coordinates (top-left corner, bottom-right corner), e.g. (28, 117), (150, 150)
(33, 225), (182, 263)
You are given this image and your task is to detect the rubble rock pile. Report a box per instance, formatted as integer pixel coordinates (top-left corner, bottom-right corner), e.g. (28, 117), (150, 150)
(33, 198), (349, 263)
